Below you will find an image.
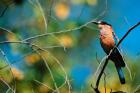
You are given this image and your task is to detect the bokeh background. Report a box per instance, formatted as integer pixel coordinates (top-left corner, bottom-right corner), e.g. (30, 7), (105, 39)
(0, 0), (140, 93)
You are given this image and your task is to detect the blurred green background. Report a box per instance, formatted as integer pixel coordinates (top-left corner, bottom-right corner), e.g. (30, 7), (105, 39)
(0, 0), (140, 93)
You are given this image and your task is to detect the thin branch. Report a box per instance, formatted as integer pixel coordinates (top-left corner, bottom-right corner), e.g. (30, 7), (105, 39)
(125, 61), (132, 80)
(47, 0), (54, 25)
(30, 44), (71, 93)
(28, 0), (48, 32)
(20, 0), (108, 43)
(0, 45), (64, 70)
(0, 6), (8, 17)
(134, 84), (140, 93)
(124, 16), (130, 27)
(0, 49), (16, 93)
(93, 21), (140, 92)
(104, 73), (106, 93)
(95, 52), (107, 93)
(0, 78), (14, 92)
(6, 88), (11, 93)
(116, 22), (140, 47)
(0, 40), (71, 92)
(47, 52), (72, 93)
(31, 88), (35, 93)
(34, 79), (55, 91)
(22, 19), (98, 41)
(35, 0), (48, 32)
(94, 0), (108, 21)
(0, 0), (15, 18)
(27, 43), (60, 93)
(0, 27), (14, 34)
(0, 40), (72, 92)
(50, 35), (66, 52)
(95, 53), (101, 64)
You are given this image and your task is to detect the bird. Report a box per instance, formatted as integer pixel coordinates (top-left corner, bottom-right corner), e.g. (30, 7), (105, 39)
(92, 21), (126, 84)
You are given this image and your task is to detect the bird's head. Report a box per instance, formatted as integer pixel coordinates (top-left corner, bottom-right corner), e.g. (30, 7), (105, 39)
(92, 21), (112, 29)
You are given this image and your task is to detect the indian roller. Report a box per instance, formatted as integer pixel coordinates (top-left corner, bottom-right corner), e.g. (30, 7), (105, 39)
(93, 21), (125, 84)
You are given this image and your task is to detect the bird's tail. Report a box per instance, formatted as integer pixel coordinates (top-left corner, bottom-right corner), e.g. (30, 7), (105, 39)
(115, 64), (125, 84)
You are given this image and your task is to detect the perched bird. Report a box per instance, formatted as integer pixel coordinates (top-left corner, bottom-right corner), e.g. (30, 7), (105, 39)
(92, 21), (126, 84)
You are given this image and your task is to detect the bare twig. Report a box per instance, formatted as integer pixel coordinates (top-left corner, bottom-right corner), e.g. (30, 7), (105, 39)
(0, 0), (110, 92)
(125, 61), (133, 80)
(95, 53), (101, 63)
(0, 45), (64, 70)
(47, 0), (54, 25)
(28, 43), (60, 93)
(16, 0), (108, 43)
(104, 72), (106, 93)
(47, 52), (72, 93)
(0, 40), (71, 92)
(134, 84), (140, 93)
(116, 22), (140, 47)
(0, 6), (8, 17)
(0, 49), (16, 93)
(51, 34), (66, 52)
(28, 0), (48, 32)
(21, 0), (108, 43)
(22, 19), (98, 41)
(35, 0), (48, 32)
(0, 27), (16, 35)
(31, 44), (71, 93)
(34, 79), (55, 91)
(124, 16), (130, 27)
(32, 88), (35, 93)
(93, 22), (140, 92)
(95, 52), (107, 93)
(0, 78), (14, 92)
(94, 0), (108, 21)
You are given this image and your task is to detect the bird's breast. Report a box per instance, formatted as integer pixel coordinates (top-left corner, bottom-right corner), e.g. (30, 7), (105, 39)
(100, 34), (115, 53)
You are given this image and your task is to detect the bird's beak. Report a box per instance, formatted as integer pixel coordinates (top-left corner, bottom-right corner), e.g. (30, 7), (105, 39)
(92, 21), (99, 25)
(91, 21), (100, 31)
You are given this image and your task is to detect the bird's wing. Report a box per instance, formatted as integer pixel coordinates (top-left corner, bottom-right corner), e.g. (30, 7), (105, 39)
(110, 48), (125, 67)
